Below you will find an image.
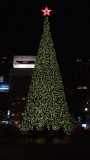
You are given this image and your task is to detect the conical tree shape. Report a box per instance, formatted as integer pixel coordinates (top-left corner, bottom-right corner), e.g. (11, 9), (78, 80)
(20, 17), (72, 135)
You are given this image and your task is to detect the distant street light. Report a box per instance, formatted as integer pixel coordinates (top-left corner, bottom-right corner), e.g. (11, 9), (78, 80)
(85, 107), (88, 111)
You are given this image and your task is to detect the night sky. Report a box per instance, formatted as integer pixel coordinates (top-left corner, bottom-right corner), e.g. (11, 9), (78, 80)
(0, 0), (89, 87)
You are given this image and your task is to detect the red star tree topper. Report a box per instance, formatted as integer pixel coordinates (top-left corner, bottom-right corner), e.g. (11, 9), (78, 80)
(42, 7), (52, 16)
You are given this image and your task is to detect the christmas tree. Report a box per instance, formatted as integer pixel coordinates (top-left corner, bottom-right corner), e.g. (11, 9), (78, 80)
(20, 7), (72, 135)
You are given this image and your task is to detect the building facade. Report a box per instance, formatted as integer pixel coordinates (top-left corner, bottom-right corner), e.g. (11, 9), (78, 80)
(9, 55), (36, 124)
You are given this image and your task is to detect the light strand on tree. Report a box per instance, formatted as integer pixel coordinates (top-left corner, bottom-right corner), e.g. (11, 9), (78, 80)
(20, 14), (72, 135)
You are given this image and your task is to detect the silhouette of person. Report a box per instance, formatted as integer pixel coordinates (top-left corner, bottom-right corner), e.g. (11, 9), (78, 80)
(49, 124), (53, 144)
(43, 124), (49, 144)
(59, 126), (65, 139)
(32, 126), (37, 143)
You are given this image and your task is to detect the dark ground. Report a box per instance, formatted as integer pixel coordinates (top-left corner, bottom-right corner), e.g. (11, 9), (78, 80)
(0, 128), (90, 160)
(0, 143), (90, 160)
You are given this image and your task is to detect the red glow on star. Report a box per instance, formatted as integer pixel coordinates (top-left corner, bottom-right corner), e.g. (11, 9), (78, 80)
(42, 7), (52, 16)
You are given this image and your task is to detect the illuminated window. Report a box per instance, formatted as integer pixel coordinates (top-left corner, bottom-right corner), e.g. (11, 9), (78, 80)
(15, 121), (19, 125)
(22, 97), (26, 100)
(2, 56), (7, 59)
(7, 110), (10, 116)
(76, 59), (82, 62)
(86, 101), (89, 105)
(12, 113), (15, 116)
(12, 102), (15, 106)
(83, 86), (87, 90)
(78, 86), (82, 90)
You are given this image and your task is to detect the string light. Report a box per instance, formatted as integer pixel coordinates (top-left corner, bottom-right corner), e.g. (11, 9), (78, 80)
(20, 15), (72, 135)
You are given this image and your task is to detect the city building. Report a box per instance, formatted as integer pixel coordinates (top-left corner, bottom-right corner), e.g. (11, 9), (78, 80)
(0, 56), (12, 123)
(75, 59), (90, 92)
(9, 55), (36, 124)
(0, 56), (13, 81)
(73, 59), (90, 123)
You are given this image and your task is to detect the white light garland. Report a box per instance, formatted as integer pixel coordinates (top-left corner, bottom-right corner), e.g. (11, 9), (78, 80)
(20, 17), (72, 135)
